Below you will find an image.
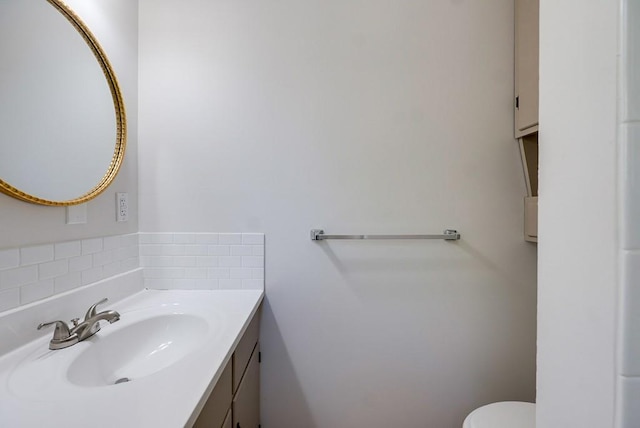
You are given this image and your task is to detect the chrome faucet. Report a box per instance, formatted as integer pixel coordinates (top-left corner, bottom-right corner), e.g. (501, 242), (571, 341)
(70, 297), (120, 341)
(37, 298), (120, 350)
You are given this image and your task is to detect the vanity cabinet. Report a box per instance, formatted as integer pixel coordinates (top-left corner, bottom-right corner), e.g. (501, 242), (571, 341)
(193, 307), (261, 428)
(515, 0), (539, 137)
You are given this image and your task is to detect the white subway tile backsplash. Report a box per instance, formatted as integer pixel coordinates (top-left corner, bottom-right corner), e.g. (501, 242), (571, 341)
(141, 256), (174, 267)
(173, 279), (219, 290)
(184, 268), (207, 279)
(242, 256), (264, 268)
(144, 268), (185, 279)
(183, 245), (208, 256)
(173, 234), (197, 244)
(139, 233), (174, 244)
(54, 241), (81, 260)
(115, 245), (138, 260)
(219, 256), (242, 268)
(81, 266), (104, 286)
(140, 233), (263, 290)
(207, 268), (231, 279)
(163, 245), (186, 256)
(54, 272), (82, 294)
(0, 233), (141, 312)
(145, 279), (174, 290)
(121, 257), (140, 272)
(20, 245), (54, 266)
(69, 255), (93, 273)
(93, 250), (115, 267)
(0, 288), (20, 312)
(219, 279), (242, 290)
(81, 238), (103, 255)
(103, 235), (122, 251)
(1, 266), (38, 290)
(231, 246), (253, 256)
(139, 245), (162, 256)
(230, 268), (253, 279)
(208, 245), (230, 256)
(1, 232), (262, 313)
(196, 256), (219, 267)
(242, 279), (264, 290)
(20, 280), (54, 305)
(120, 233), (139, 247)
(0, 249), (19, 270)
(38, 260), (69, 280)
(139, 245), (185, 256)
(103, 261), (122, 279)
(173, 256), (198, 267)
(219, 234), (242, 245)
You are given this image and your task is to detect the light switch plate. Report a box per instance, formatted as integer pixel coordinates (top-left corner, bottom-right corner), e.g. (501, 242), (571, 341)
(116, 192), (128, 222)
(66, 204), (87, 224)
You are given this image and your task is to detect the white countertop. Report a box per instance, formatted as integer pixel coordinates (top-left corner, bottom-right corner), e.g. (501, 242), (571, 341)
(0, 288), (263, 428)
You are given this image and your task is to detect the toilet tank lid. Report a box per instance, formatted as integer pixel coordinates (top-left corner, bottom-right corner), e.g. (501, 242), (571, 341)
(463, 401), (535, 428)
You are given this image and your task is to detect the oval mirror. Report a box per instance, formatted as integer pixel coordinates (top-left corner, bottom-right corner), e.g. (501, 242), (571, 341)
(0, 0), (126, 206)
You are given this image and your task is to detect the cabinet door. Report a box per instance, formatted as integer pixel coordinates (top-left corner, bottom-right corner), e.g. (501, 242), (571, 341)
(222, 408), (232, 428)
(193, 360), (232, 428)
(233, 310), (260, 393)
(515, 0), (539, 135)
(233, 344), (260, 428)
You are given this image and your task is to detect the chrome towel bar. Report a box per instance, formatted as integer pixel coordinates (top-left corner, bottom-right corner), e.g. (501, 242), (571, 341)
(310, 229), (461, 241)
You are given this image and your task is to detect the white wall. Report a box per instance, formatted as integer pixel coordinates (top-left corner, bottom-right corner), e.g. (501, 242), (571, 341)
(138, 1), (537, 427)
(537, 0), (619, 427)
(0, 0), (138, 250)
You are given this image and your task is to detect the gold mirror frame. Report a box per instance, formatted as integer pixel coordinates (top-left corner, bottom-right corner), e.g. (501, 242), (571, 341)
(0, 0), (126, 206)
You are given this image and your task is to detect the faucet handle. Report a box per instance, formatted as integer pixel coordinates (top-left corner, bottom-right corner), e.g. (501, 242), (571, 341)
(37, 320), (79, 350)
(37, 320), (72, 340)
(84, 297), (108, 320)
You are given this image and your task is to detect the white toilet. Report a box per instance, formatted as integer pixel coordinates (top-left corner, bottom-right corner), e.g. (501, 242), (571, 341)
(463, 401), (535, 428)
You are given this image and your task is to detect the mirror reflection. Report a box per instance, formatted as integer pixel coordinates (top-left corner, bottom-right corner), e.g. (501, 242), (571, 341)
(0, 0), (125, 205)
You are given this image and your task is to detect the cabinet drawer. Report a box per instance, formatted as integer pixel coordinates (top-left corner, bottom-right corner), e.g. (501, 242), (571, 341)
(233, 343), (260, 428)
(233, 309), (260, 392)
(193, 359), (232, 428)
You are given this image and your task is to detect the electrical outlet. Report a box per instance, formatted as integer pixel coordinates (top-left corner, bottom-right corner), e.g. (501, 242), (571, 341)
(116, 192), (128, 222)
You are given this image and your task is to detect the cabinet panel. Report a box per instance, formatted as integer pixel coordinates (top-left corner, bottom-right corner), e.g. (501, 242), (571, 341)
(233, 344), (260, 428)
(233, 309), (260, 393)
(194, 359), (233, 428)
(222, 408), (232, 428)
(515, 0), (539, 135)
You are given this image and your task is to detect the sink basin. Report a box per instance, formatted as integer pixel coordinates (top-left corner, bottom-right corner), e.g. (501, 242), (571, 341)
(67, 314), (208, 387)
